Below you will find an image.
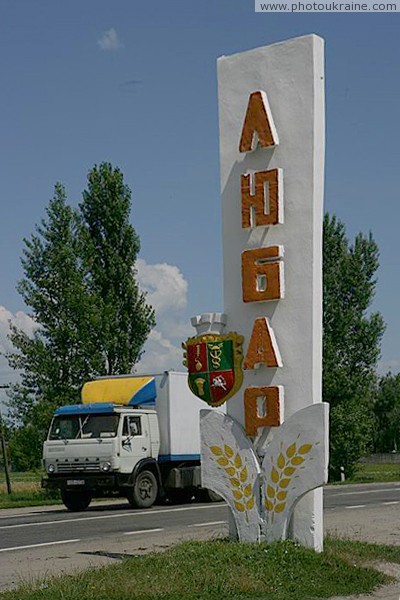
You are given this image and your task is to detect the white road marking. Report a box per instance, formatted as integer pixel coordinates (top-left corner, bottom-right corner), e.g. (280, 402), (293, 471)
(124, 528), (164, 535)
(345, 505), (366, 509)
(188, 521), (227, 528)
(0, 539), (80, 553)
(330, 487), (400, 497)
(383, 501), (400, 505)
(0, 503), (226, 531)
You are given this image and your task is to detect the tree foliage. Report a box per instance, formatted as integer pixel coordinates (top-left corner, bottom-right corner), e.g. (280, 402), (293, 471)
(374, 372), (400, 453)
(8, 425), (43, 472)
(323, 213), (385, 480)
(79, 163), (154, 374)
(7, 164), (155, 465)
(7, 183), (98, 432)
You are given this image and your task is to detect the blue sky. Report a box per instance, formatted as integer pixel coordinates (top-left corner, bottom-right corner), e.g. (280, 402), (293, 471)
(1, 1), (400, 395)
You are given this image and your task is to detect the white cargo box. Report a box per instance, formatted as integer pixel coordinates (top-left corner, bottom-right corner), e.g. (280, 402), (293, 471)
(151, 371), (207, 460)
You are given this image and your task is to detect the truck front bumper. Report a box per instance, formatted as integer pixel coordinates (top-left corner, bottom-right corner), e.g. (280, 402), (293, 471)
(42, 473), (126, 493)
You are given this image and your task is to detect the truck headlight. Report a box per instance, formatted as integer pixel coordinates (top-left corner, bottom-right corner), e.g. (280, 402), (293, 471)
(101, 461), (111, 472)
(47, 464), (55, 474)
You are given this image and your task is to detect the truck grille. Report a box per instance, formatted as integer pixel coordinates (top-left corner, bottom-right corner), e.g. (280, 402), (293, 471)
(57, 462), (101, 473)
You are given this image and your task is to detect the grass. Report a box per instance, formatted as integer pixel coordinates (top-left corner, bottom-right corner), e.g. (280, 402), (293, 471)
(325, 536), (400, 563)
(0, 471), (61, 509)
(349, 462), (400, 483)
(0, 537), (397, 600)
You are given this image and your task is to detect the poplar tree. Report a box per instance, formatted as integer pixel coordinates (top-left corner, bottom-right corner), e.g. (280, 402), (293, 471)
(79, 163), (155, 374)
(323, 213), (385, 479)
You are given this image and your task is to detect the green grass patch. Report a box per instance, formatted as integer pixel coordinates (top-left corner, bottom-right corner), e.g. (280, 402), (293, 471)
(325, 536), (400, 563)
(350, 462), (400, 483)
(0, 537), (395, 600)
(0, 490), (61, 509)
(0, 471), (61, 509)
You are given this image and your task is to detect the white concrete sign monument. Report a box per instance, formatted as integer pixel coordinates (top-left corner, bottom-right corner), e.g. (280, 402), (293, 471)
(184, 34), (329, 550)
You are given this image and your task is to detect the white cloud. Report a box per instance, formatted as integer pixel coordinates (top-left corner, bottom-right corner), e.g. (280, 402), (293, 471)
(135, 330), (184, 374)
(136, 259), (192, 373)
(98, 28), (122, 51)
(0, 306), (36, 357)
(0, 306), (37, 413)
(136, 258), (191, 338)
(136, 259), (187, 316)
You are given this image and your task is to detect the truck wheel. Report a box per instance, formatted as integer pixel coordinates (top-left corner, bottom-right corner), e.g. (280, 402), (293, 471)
(61, 490), (92, 512)
(128, 470), (158, 508)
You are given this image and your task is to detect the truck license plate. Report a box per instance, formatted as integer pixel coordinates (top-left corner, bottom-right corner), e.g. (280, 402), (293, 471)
(67, 479), (85, 485)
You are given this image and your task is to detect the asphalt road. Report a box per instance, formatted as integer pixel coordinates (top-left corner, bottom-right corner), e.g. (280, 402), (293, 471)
(0, 500), (229, 553)
(1, 482), (400, 591)
(324, 481), (400, 509)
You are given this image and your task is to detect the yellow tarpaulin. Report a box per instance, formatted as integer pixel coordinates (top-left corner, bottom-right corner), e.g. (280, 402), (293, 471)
(81, 377), (155, 405)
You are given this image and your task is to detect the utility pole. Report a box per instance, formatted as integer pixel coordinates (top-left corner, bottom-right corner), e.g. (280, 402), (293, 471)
(0, 385), (12, 495)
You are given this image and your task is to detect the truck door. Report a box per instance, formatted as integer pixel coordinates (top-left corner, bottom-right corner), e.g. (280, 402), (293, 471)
(120, 414), (150, 473)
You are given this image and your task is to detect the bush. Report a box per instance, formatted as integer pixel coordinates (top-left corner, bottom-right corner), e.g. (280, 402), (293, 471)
(8, 425), (43, 471)
(329, 399), (375, 480)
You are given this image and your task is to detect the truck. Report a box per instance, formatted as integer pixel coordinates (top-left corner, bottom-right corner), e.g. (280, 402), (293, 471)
(42, 371), (220, 511)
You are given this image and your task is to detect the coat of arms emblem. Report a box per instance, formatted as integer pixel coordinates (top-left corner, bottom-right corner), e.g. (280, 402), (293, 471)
(183, 332), (244, 406)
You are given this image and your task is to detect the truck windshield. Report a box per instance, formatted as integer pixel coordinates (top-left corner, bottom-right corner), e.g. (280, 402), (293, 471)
(49, 414), (120, 440)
